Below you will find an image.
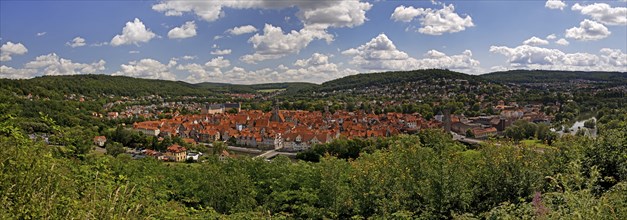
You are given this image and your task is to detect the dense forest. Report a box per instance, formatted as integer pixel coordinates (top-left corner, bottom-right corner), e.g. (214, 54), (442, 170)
(482, 70), (627, 84)
(0, 74), (216, 99)
(315, 69), (484, 92)
(0, 75), (317, 99)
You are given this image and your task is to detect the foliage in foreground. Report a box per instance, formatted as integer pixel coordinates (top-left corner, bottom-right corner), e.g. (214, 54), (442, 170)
(1, 117), (626, 219)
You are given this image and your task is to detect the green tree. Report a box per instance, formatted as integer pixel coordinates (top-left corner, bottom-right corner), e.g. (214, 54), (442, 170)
(465, 129), (475, 138)
(105, 141), (125, 157)
(583, 126), (627, 192)
(505, 125), (525, 142)
(158, 136), (173, 151)
(49, 125), (95, 159)
(584, 119), (596, 129)
(212, 141), (227, 156)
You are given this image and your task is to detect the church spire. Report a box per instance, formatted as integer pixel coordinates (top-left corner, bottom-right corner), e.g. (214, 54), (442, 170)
(270, 99), (284, 123)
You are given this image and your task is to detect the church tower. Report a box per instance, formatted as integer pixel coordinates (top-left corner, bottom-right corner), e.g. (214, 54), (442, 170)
(270, 100), (284, 123)
(443, 109), (451, 133)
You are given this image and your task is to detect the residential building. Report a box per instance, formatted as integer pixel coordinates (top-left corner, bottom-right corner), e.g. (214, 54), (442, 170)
(166, 144), (187, 162)
(93, 136), (107, 147)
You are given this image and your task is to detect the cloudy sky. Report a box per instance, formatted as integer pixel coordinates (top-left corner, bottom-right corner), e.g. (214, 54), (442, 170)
(1, 0), (626, 84)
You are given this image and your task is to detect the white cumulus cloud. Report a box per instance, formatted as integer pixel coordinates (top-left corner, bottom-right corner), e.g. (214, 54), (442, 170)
(179, 56), (231, 83)
(179, 63), (224, 83)
(24, 53), (106, 76)
(545, 0), (567, 10)
(490, 45), (564, 66)
(1, 53), (106, 79)
(152, 0), (372, 29)
(0, 65), (38, 79)
(153, 0), (372, 62)
(168, 21), (197, 39)
(0, 42), (28, 62)
(91, 42), (109, 47)
(204, 56), (231, 68)
(241, 24), (333, 63)
(391, 5), (426, 22)
(565, 19), (611, 41)
(110, 18), (156, 46)
(523, 36), (549, 46)
(600, 48), (627, 67)
(391, 4), (474, 35)
(555, 38), (570, 46)
(66, 37), (86, 48)
(298, 0), (372, 29)
(490, 44), (626, 71)
(219, 64), (357, 84)
(294, 53), (330, 67)
(284, 55), (357, 83)
(286, 53), (358, 83)
(342, 33), (480, 72)
(210, 49), (232, 55)
(572, 3), (627, 26)
(112, 59), (175, 80)
(226, 25), (258, 35)
(341, 34), (410, 65)
(178, 53), (358, 84)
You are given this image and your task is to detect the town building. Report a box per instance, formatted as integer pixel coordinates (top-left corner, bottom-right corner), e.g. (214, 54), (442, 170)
(93, 136), (107, 147)
(166, 144), (187, 162)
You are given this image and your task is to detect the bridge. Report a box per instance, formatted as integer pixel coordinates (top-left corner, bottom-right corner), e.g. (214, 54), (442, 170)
(451, 132), (484, 146)
(202, 143), (296, 159)
(254, 148), (297, 159)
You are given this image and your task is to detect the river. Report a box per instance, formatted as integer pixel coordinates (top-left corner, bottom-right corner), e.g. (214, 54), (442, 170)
(552, 117), (597, 137)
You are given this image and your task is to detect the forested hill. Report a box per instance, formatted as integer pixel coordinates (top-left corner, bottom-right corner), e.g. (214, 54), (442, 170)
(3, 70), (625, 99)
(0, 75), (211, 98)
(316, 69), (483, 92)
(0, 75), (316, 99)
(481, 70), (627, 84)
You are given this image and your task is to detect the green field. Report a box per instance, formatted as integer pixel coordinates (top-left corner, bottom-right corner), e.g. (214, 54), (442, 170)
(257, 88), (286, 93)
(519, 139), (551, 149)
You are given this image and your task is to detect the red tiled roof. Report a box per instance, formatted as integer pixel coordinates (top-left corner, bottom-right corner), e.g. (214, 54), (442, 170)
(167, 144), (187, 153)
(182, 138), (196, 144)
(93, 136), (106, 142)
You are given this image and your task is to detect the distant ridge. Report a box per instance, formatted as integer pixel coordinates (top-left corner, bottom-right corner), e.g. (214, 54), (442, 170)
(317, 69), (483, 92)
(480, 70), (627, 84)
(1, 69), (624, 98)
(0, 74), (316, 98)
(196, 82), (317, 95)
(0, 74), (209, 98)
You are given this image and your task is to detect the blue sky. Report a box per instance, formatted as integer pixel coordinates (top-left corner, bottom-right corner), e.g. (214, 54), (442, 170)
(1, 0), (626, 84)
